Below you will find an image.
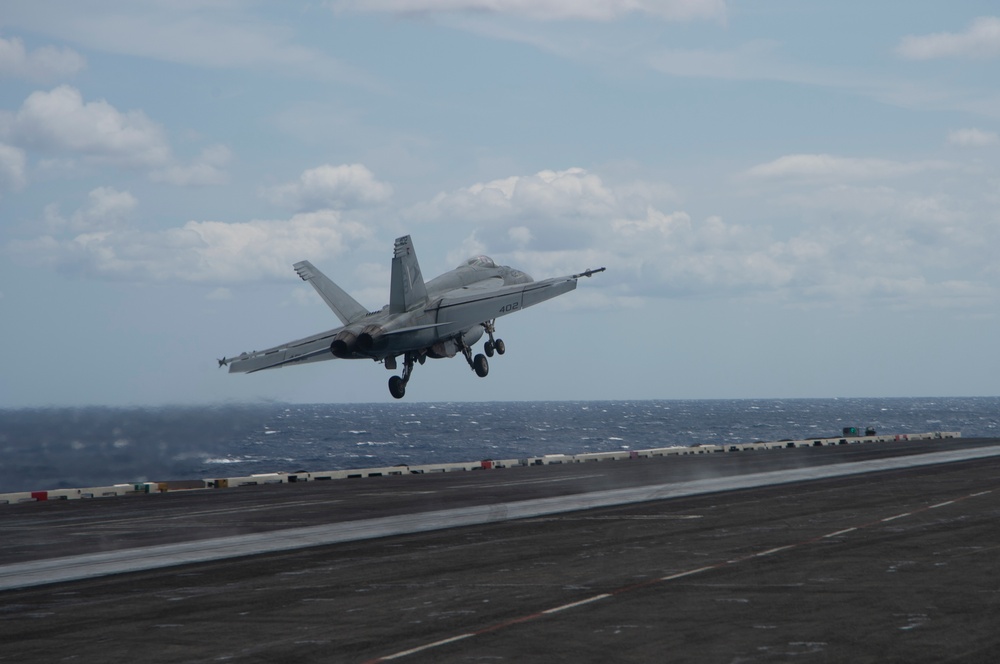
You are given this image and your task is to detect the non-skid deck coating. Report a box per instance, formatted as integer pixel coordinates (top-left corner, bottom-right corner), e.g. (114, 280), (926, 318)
(2, 438), (1000, 663)
(2, 443), (1000, 592)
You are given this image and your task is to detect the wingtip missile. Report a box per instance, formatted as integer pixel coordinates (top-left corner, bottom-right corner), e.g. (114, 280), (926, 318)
(217, 357), (228, 368)
(574, 267), (607, 279)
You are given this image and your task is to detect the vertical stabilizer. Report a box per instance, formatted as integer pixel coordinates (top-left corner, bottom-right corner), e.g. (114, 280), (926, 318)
(293, 260), (369, 326)
(389, 235), (428, 313)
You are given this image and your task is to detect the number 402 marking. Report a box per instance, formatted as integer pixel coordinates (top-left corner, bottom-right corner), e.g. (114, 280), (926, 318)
(499, 302), (520, 314)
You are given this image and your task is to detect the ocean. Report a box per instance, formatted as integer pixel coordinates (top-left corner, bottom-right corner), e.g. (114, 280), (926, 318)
(1, 397), (998, 493)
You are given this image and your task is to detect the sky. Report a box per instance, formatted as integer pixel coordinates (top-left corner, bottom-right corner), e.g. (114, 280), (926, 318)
(1, 1), (999, 407)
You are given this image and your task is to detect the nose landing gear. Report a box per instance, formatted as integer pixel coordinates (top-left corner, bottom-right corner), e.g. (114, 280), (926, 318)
(482, 320), (505, 357)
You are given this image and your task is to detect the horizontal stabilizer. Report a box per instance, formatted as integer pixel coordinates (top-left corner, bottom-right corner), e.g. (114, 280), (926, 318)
(225, 328), (343, 373)
(293, 260), (368, 326)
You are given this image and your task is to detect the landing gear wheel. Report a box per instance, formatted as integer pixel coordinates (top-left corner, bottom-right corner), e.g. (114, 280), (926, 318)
(473, 354), (489, 377)
(482, 320), (504, 358)
(388, 375), (406, 399)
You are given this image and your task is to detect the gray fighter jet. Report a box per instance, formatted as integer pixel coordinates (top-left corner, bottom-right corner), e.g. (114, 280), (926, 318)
(220, 235), (605, 398)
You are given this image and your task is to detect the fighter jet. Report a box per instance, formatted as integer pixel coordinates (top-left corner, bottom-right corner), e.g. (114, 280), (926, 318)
(220, 235), (605, 398)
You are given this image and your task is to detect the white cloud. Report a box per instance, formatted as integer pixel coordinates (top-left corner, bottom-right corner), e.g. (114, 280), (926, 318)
(744, 154), (955, 182)
(1, 86), (171, 167)
(411, 167), (792, 298)
(773, 184), (970, 241)
(44, 186), (138, 233)
(173, 212), (372, 282)
(507, 226), (532, 247)
(1, 86), (228, 185)
(0, 142), (27, 192)
(409, 166), (1000, 310)
(331, 0), (727, 21)
(416, 162), (967, 295)
(150, 144), (231, 186)
(412, 167), (619, 229)
(739, 180), (999, 309)
(0, 35), (85, 80)
(947, 128), (999, 147)
(14, 207), (373, 284)
(264, 164), (393, 211)
(10, 162), (997, 313)
(605, 211), (793, 297)
(1, 6), (371, 86)
(896, 16), (1000, 60)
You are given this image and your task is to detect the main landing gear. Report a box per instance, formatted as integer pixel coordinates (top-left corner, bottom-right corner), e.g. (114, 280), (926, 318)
(388, 351), (421, 400)
(385, 321), (509, 399)
(461, 342), (490, 378)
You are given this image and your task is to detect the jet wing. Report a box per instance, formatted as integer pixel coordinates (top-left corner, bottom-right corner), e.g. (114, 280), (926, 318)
(434, 268), (604, 330)
(223, 327), (341, 373)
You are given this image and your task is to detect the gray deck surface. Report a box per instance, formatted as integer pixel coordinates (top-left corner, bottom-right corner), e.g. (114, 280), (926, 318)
(2, 438), (999, 663)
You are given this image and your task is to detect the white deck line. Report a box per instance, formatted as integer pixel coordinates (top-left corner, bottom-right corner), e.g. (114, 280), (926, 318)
(3, 445), (999, 592)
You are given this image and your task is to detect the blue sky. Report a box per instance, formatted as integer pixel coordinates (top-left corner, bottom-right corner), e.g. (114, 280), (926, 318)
(2, 1), (999, 406)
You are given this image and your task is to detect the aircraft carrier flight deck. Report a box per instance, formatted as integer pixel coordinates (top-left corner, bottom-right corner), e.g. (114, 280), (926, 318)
(3, 435), (1000, 663)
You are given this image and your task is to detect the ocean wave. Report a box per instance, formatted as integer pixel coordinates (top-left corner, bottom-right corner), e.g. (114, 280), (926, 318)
(2, 397), (996, 493)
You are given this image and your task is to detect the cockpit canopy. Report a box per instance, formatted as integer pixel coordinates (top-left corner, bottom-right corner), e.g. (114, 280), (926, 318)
(460, 255), (497, 269)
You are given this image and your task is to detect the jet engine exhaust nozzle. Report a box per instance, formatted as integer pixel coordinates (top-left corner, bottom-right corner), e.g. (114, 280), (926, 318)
(356, 325), (385, 352)
(330, 331), (358, 358)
